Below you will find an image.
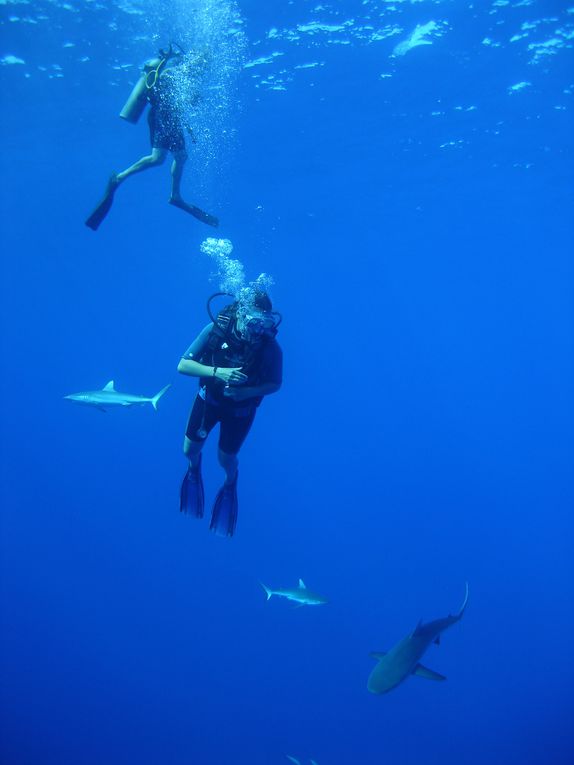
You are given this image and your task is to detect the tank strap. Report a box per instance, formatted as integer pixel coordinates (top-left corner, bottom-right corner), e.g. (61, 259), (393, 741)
(144, 58), (167, 90)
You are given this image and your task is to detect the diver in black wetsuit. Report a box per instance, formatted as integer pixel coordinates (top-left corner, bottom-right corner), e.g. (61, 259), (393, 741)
(85, 45), (218, 231)
(177, 291), (283, 537)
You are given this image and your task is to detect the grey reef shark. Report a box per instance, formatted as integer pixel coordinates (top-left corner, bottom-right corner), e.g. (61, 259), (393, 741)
(64, 380), (170, 412)
(260, 579), (327, 607)
(368, 583), (469, 694)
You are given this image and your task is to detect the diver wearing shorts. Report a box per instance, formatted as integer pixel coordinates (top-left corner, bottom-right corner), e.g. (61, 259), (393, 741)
(177, 291), (283, 537)
(85, 44), (218, 231)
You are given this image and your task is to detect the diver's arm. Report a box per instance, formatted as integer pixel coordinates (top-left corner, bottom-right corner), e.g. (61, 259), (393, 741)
(177, 358), (246, 384)
(177, 358), (216, 378)
(178, 325), (213, 377)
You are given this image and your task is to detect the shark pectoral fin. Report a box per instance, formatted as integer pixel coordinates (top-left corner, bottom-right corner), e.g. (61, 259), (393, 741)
(286, 756), (301, 765)
(369, 651), (387, 660)
(298, 578), (306, 589)
(103, 380), (115, 391)
(413, 663), (446, 682)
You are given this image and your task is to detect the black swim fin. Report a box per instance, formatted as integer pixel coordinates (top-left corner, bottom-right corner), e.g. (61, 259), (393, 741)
(180, 454), (205, 518)
(85, 174), (119, 231)
(209, 472), (238, 537)
(169, 197), (219, 227)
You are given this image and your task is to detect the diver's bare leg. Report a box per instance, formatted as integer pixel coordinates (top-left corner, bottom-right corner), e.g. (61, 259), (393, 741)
(168, 150), (219, 227)
(169, 150), (188, 203)
(217, 448), (238, 485)
(116, 148), (167, 184)
(183, 435), (204, 470)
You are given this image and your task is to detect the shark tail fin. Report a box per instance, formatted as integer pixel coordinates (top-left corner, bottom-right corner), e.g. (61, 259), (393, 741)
(151, 384), (171, 411)
(456, 581), (469, 619)
(260, 582), (273, 601)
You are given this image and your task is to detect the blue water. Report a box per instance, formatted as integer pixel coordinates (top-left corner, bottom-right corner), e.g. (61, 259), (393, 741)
(1, 2), (573, 764)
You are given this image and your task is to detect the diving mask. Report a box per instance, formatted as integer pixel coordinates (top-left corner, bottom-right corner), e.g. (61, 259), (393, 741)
(236, 310), (277, 340)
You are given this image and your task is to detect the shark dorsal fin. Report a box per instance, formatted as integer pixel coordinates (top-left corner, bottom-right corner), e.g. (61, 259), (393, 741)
(370, 651), (387, 660)
(298, 579), (306, 589)
(103, 380), (115, 391)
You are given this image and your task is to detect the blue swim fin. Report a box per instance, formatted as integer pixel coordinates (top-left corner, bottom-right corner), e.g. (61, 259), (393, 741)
(85, 173), (118, 231)
(209, 472), (238, 537)
(180, 454), (204, 518)
(169, 197), (219, 227)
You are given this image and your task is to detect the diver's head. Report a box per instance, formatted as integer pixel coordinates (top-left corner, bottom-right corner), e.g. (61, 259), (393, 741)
(235, 291), (277, 342)
(251, 290), (273, 313)
(159, 42), (186, 64)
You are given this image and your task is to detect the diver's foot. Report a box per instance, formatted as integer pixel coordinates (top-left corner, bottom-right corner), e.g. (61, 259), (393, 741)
(179, 456), (205, 518)
(209, 471), (239, 537)
(169, 196), (219, 227)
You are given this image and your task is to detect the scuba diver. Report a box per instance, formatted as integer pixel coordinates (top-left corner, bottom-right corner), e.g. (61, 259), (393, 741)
(85, 44), (218, 231)
(177, 291), (283, 537)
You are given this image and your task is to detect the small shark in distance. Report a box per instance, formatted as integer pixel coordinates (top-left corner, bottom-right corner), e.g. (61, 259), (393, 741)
(261, 579), (327, 607)
(368, 583), (469, 695)
(64, 380), (170, 412)
(286, 757), (319, 765)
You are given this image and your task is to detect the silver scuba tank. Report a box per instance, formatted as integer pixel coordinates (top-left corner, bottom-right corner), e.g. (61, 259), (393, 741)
(119, 57), (162, 124)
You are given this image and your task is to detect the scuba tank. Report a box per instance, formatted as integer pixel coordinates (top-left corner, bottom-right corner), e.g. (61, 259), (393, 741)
(119, 43), (186, 124)
(119, 57), (162, 124)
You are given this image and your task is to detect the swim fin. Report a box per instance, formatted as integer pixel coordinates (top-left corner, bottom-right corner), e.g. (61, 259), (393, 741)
(179, 454), (205, 518)
(169, 197), (219, 227)
(209, 472), (238, 537)
(85, 173), (119, 231)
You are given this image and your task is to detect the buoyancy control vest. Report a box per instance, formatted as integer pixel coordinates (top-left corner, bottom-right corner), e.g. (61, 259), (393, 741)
(199, 304), (274, 407)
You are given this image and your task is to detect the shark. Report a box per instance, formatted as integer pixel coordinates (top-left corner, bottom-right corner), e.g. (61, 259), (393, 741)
(64, 380), (171, 412)
(286, 757), (319, 765)
(367, 583), (469, 695)
(260, 579), (327, 607)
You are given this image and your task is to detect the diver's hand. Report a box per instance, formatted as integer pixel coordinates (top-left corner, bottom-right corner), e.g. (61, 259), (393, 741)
(216, 367), (247, 385)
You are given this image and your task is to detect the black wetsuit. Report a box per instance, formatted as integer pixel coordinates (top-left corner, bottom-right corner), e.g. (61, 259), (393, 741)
(182, 323), (283, 455)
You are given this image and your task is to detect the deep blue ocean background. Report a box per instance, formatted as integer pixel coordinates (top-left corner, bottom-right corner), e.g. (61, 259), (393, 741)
(1, 2), (573, 764)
